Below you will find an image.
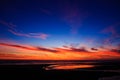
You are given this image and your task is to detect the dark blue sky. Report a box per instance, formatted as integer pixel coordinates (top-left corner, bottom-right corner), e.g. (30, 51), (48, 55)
(0, 0), (120, 48)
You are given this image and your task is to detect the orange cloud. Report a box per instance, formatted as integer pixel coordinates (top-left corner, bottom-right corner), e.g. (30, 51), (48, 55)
(0, 43), (58, 53)
(0, 42), (120, 60)
(0, 53), (24, 59)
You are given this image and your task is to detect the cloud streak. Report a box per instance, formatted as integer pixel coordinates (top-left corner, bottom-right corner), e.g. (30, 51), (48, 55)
(102, 24), (120, 45)
(9, 30), (49, 39)
(0, 42), (120, 54)
(0, 43), (58, 53)
(0, 20), (16, 29)
(69, 47), (90, 53)
(0, 20), (49, 39)
(58, 0), (87, 34)
(0, 42), (120, 60)
(110, 49), (120, 53)
(0, 43), (91, 53)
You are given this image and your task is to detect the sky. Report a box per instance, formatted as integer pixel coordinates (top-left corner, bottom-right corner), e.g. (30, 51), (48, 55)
(0, 0), (120, 60)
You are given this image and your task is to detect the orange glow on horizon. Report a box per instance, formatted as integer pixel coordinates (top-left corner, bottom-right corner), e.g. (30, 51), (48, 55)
(0, 43), (120, 60)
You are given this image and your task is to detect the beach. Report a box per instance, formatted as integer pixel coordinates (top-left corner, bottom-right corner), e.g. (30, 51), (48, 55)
(0, 60), (120, 80)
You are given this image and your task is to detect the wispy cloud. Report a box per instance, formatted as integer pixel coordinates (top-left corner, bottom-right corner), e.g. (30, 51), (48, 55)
(110, 49), (120, 53)
(0, 42), (120, 60)
(102, 26), (120, 37)
(0, 43), (91, 53)
(0, 20), (49, 39)
(58, 1), (87, 34)
(1, 42), (120, 54)
(0, 20), (16, 31)
(101, 23), (120, 45)
(0, 53), (24, 59)
(69, 47), (90, 53)
(0, 43), (58, 53)
(9, 30), (49, 39)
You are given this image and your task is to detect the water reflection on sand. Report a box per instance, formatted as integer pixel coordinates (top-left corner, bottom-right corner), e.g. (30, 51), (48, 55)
(45, 64), (95, 70)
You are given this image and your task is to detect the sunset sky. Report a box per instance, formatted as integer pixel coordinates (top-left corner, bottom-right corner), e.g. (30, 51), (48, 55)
(0, 0), (120, 60)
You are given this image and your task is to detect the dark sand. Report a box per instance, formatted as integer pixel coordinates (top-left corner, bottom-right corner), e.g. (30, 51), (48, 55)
(0, 64), (120, 80)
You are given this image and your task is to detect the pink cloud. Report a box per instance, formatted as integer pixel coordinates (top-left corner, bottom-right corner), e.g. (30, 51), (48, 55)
(0, 20), (16, 29)
(58, 1), (87, 34)
(86, 38), (95, 45)
(0, 20), (49, 40)
(102, 22), (120, 37)
(29, 33), (49, 39)
(102, 26), (119, 37)
(39, 33), (49, 39)
(102, 24), (120, 45)
(9, 29), (49, 39)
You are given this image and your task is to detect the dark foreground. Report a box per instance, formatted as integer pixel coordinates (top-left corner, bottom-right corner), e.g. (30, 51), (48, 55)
(0, 64), (120, 80)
